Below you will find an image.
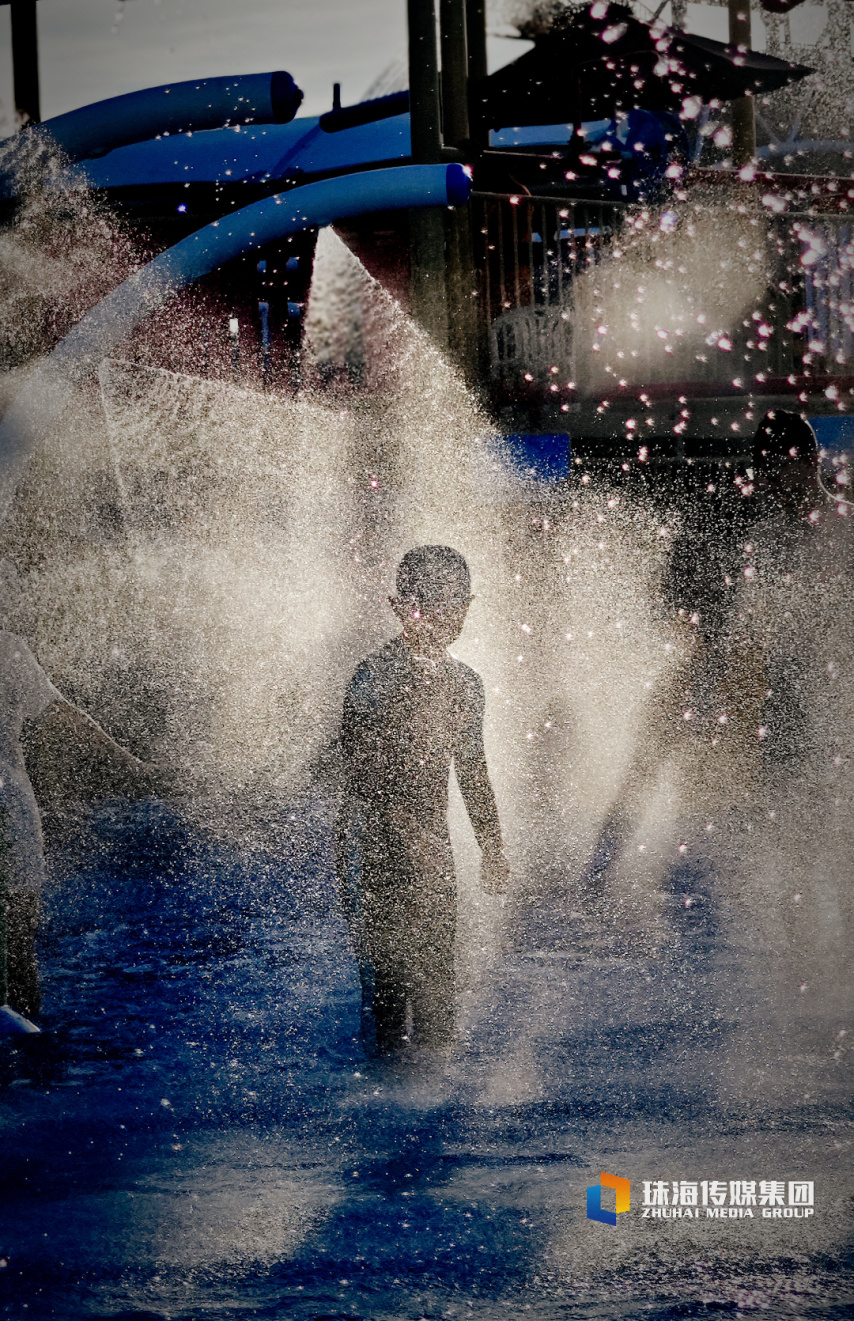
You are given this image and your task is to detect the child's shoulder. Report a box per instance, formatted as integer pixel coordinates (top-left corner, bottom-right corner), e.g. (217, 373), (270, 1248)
(346, 638), (406, 704)
(351, 636), (403, 678)
(447, 653), (484, 705)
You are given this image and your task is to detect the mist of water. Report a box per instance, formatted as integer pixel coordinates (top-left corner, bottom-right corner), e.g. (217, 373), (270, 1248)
(571, 203), (774, 390)
(0, 165), (850, 1120)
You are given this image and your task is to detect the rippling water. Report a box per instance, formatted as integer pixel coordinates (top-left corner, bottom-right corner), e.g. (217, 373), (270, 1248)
(0, 788), (850, 1320)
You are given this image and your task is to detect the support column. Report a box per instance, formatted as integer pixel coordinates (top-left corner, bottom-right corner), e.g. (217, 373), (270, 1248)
(11, 0), (40, 126)
(728, 0), (756, 166)
(440, 0), (478, 373)
(462, 0), (491, 381)
(465, 0), (488, 150)
(408, 0), (442, 163)
(408, 0), (447, 345)
(440, 0), (469, 148)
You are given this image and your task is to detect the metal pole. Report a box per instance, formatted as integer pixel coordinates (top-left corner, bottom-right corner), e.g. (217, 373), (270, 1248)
(408, 0), (448, 345)
(440, 0), (469, 149)
(465, 0), (488, 150)
(465, 0), (486, 83)
(10, 0), (40, 126)
(408, 0), (442, 164)
(440, 0), (480, 372)
(728, 0), (756, 166)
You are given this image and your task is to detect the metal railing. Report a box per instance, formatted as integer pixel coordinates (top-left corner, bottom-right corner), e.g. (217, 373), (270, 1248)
(471, 190), (854, 402)
(472, 192), (626, 386)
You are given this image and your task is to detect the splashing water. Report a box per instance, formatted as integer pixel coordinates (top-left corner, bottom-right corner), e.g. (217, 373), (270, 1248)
(0, 169), (852, 1318)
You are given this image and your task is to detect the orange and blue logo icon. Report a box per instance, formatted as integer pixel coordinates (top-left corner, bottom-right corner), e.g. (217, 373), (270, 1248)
(587, 1172), (630, 1225)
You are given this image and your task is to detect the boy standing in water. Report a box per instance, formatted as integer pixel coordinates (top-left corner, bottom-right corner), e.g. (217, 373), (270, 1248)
(337, 545), (509, 1056)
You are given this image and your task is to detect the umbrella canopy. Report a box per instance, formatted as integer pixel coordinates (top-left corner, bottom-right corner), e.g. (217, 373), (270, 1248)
(473, 2), (812, 131)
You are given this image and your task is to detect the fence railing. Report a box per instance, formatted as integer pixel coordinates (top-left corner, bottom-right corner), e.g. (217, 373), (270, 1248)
(471, 190), (854, 405)
(472, 192), (625, 386)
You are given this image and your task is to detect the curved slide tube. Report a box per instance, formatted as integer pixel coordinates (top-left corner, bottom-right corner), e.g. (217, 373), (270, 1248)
(73, 112), (412, 193)
(11, 72), (303, 168)
(0, 162), (472, 523)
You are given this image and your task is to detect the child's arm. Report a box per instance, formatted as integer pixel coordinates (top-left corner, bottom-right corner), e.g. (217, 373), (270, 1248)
(24, 698), (165, 800)
(454, 676), (510, 895)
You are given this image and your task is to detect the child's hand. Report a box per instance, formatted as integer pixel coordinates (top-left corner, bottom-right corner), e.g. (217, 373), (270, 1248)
(481, 844), (510, 895)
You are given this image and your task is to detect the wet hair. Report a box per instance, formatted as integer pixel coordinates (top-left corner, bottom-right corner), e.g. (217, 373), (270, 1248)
(396, 545), (471, 607)
(753, 410), (818, 474)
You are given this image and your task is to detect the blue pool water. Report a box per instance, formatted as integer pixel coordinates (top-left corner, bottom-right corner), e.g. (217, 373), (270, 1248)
(0, 796), (851, 1320)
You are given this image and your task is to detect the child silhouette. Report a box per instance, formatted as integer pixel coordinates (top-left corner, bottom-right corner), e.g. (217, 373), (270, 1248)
(337, 545), (508, 1056)
(0, 558), (157, 1022)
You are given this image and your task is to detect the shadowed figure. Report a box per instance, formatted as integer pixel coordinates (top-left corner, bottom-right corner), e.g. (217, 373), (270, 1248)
(583, 410), (824, 897)
(744, 410), (825, 768)
(0, 559), (157, 1020)
(336, 546), (509, 1057)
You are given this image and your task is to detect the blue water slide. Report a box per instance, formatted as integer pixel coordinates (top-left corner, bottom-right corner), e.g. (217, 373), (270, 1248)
(28, 72), (303, 164)
(490, 124), (575, 147)
(73, 111), (678, 194)
(71, 113), (412, 191)
(0, 162), (471, 521)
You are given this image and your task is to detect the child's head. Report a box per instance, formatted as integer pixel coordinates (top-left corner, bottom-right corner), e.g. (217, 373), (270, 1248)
(753, 410), (819, 512)
(392, 545), (472, 648)
(753, 410), (817, 473)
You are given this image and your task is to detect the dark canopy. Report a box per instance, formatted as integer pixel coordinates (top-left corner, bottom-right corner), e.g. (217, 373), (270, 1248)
(473, 2), (812, 130)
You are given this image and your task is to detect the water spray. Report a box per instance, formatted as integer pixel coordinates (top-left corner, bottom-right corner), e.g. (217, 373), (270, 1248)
(816, 459), (853, 512)
(0, 803), (40, 1036)
(0, 161), (472, 524)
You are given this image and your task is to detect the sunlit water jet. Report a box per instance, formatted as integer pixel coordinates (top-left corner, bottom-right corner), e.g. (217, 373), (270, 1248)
(0, 166), (851, 1316)
(3, 217), (851, 1025)
(571, 202), (774, 390)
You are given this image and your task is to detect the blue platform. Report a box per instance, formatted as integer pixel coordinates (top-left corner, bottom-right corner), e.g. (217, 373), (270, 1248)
(496, 432), (572, 484)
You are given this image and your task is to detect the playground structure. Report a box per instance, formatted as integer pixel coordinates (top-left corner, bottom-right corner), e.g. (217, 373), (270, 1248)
(0, 160), (472, 522)
(0, 0), (851, 466)
(0, 27), (852, 1308)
